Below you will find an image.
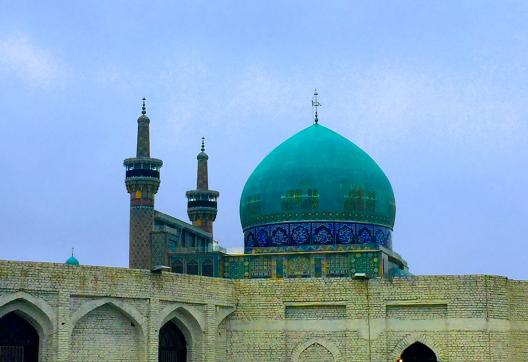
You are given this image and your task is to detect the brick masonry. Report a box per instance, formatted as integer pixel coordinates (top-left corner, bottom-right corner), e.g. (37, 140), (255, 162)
(0, 261), (527, 361)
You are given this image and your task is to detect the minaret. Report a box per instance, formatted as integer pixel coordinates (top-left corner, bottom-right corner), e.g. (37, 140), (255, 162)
(123, 98), (163, 269)
(186, 138), (219, 235)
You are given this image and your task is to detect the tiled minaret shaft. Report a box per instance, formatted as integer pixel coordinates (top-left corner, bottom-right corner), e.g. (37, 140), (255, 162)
(186, 138), (219, 235)
(124, 99), (163, 269)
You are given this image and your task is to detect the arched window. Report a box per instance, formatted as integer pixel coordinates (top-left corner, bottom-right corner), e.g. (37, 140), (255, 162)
(400, 342), (438, 362)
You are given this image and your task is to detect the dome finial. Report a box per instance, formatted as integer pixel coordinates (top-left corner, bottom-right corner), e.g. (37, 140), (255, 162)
(201, 137), (205, 152)
(141, 97), (146, 115)
(312, 89), (321, 124)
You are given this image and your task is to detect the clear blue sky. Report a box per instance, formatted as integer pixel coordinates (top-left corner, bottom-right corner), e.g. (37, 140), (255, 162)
(1, 1), (527, 279)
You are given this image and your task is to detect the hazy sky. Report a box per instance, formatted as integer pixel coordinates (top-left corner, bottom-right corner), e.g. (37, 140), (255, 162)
(1, 1), (527, 279)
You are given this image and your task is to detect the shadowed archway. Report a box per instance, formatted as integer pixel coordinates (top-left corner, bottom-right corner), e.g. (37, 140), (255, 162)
(400, 342), (438, 362)
(159, 321), (187, 362)
(0, 312), (39, 362)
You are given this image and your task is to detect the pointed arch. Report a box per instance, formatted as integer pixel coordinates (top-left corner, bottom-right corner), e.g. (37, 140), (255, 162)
(157, 303), (205, 362)
(0, 291), (56, 360)
(0, 291), (55, 336)
(0, 291), (55, 331)
(291, 338), (341, 362)
(401, 342), (438, 361)
(158, 303), (205, 333)
(71, 298), (146, 362)
(389, 333), (441, 361)
(71, 297), (146, 334)
(215, 305), (235, 328)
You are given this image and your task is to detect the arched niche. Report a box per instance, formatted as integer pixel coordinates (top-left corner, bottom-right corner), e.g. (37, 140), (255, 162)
(291, 338), (341, 362)
(70, 299), (146, 362)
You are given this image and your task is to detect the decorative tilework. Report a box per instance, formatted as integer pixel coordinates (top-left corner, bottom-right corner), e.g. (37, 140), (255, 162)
(291, 225), (309, 244)
(249, 256), (271, 278)
(287, 255), (311, 277)
(245, 231), (255, 247)
(256, 227), (269, 247)
(244, 221), (392, 252)
(327, 254), (349, 276)
(312, 223), (334, 244)
(227, 258), (246, 279)
(385, 232), (392, 249)
(271, 225), (289, 245)
(336, 224), (354, 244)
(357, 225), (372, 244)
(218, 250), (384, 279)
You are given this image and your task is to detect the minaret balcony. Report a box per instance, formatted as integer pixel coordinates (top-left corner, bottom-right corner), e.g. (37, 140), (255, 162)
(187, 200), (217, 208)
(126, 168), (160, 178)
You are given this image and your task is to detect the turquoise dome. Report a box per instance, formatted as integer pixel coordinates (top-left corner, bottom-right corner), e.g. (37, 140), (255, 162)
(240, 124), (396, 230)
(65, 255), (79, 266)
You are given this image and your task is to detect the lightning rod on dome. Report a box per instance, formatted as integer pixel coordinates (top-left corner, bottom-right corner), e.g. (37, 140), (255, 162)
(312, 89), (321, 124)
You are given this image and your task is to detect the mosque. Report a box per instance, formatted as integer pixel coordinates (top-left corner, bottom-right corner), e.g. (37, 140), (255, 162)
(0, 94), (527, 362)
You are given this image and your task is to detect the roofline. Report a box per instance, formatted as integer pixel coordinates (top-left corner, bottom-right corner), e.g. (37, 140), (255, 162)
(154, 210), (212, 238)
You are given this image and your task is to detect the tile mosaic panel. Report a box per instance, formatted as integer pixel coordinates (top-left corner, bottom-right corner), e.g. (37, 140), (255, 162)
(244, 221), (391, 251)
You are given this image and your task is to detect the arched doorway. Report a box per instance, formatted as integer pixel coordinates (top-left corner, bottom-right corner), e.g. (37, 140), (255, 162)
(0, 312), (39, 362)
(159, 321), (187, 362)
(399, 342), (438, 362)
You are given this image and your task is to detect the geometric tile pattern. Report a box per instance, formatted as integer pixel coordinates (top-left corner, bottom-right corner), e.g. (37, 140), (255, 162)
(220, 251), (380, 279)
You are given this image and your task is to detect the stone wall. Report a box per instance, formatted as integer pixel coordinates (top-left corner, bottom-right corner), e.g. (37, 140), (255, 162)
(230, 276), (528, 362)
(71, 304), (140, 361)
(0, 260), (527, 361)
(0, 261), (235, 362)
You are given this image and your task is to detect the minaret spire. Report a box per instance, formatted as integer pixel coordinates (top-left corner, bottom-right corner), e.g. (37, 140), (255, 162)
(312, 89), (321, 124)
(186, 137), (219, 235)
(136, 97), (150, 158)
(124, 97), (163, 269)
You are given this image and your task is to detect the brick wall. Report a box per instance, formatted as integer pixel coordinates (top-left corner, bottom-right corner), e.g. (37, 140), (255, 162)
(0, 261), (527, 361)
(71, 304), (140, 361)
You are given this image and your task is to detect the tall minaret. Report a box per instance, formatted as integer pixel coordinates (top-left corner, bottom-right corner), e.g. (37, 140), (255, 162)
(123, 98), (163, 269)
(186, 138), (219, 235)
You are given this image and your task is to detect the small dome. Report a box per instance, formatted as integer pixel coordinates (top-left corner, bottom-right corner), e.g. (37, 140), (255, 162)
(65, 255), (79, 266)
(240, 124), (396, 229)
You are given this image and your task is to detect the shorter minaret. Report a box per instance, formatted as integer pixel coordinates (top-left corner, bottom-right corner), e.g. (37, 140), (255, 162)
(186, 138), (219, 235)
(124, 98), (163, 269)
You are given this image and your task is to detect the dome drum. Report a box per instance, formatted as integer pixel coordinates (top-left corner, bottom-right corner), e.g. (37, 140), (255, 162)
(244, 221), (392, 253)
